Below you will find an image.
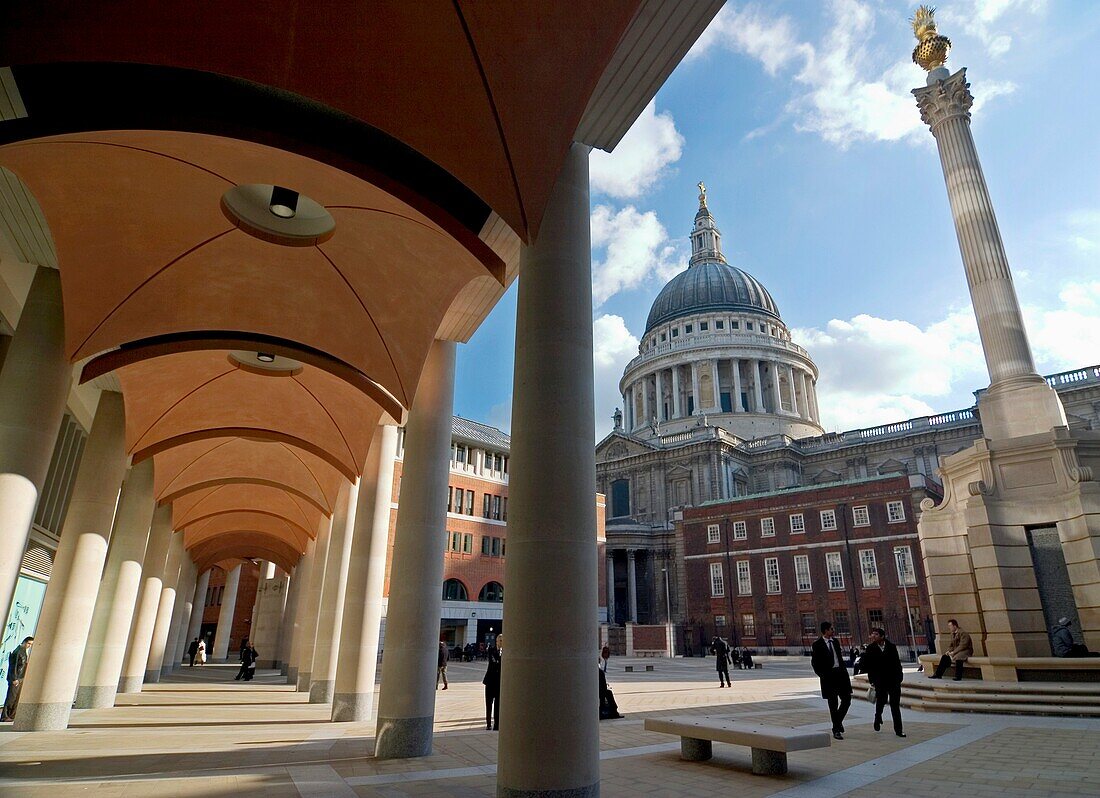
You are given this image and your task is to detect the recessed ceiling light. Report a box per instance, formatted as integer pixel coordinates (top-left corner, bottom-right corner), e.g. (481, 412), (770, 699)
(256, 352), (276, 363)
(269, 186), (299, 219)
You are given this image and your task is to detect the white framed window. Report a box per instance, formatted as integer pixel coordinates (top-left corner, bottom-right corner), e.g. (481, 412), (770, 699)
(859, 549), (880, 588)
(760, 517), (775, 537)
(706, 523), (721, 544)
(736, 560), (751, 595)
(709, 562), (725, 597)
(826, 552), (844, 590)
(820, 509), (837, 531)
(794, 554), (812, 592)
(894, 546), (918, 586)
(765, 557), (781, 593)
(733, 521), (747, 540)
(742, 613), (756, 637)
(715, 614), (727, 627)
(789, 513), (805, 534)
(853, 505), (870, 527)
(887, 500), (906, 523)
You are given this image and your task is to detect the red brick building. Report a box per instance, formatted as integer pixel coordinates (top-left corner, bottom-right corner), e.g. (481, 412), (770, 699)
(200, 560), (260, 654)
(682, 474), (940, 655)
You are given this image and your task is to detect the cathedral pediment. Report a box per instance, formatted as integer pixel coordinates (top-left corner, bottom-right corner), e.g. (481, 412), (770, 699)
(596, 433), (656, 462)
(811, 468), (842, 484)
(877, 458), (910, 475)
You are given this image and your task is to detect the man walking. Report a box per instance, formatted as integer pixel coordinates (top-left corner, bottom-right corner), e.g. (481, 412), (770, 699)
(234, 638), (251, 681)
(811, 622), (851, 740)
(929, 619), (972, 681)
(2, 636), (34, 722)
(187, 637), (200, 667)
(437, 641), (449, 690)
(862, 627), (905, 737)
(709, 636), (731, 688)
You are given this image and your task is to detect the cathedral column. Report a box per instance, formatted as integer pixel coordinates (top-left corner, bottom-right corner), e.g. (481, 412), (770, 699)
(0, 267), (71, 644)
(309, 479), (358, 703)
(622, 391), (632, 430)
(212, 562), (242, 661)
(145, 532), (184, 682)
(768, 362), (782, 413)
(690, 362), (701, 415)
(671, 366), (682, 418)
(185, 569), (211, 658)
(606, 551), (616, 624)
(627, 550), (638, 623)
(785, 365), (800, 416)
(730, 358), (743, 412)
(710, 360), (721, 411)
(751, 360), (764, 412)
(641, 373), (650, 424)
(14, 391), (128, 730)
(654, 369), (664, 421)
(119, 504), (173, 693)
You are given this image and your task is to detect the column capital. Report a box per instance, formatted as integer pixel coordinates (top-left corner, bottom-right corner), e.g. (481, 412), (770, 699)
(913, 68), (972, 134)
(626, 549), (636, 560)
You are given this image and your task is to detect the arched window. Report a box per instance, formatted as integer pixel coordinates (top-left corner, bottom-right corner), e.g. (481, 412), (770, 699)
(442, 579), (468, 601)
(478, 581), (504, 602)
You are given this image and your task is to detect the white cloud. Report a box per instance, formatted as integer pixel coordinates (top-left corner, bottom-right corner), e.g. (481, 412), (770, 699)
(687, 4), (810, 75)
(1026, 281), (1100, 370)
(1065, 209), (1100, 253)
(940, 0), (1048, 59)
(590, 101), (684, 200)
(593, 314), (640, 440)
(591, 204), (686, 306)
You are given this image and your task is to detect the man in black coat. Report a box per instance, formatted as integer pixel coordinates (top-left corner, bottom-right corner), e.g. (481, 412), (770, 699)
(709, 636), (731, 687)
(862, 627), (905, 737)
(187, 637), (200, 667)
(2, 637), (33, 722)
(811, 622), (852, 740)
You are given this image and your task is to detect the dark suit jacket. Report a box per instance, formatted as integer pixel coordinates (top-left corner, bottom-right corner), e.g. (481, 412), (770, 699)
(862, 641), (903, 688)
(482, 647), (501, 693)
(811, 636), (852, 699)
(6, 646), (28, 682)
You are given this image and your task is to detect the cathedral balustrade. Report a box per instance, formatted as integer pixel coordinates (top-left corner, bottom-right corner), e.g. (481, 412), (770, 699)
(624, 331), (810, 373)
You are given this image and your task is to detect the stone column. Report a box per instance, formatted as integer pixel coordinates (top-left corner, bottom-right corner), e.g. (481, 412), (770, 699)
(185, 569), (211, 657)
(14, 391), (128, 730)
(641, 373), (650, 424)
(119, 503), (174, 693)
(75, 458), (156, 708)
(309, 479), (358, 703)
(654, 369), (663, 421)
(691, 362), (700, 415)
(145, 532), (184, 682)
(497, 143), (599, 798)
(751, 360), (764, 412)
(785, 365), (800, 416)
(768, 362), (782, 414)
(711, 360), (721, 410)
(375, 340), (454, 758)
(333, 424), (398, 722)
(913, 68), (1065, 438)
(0, 267), (71, 640)
(164, 556), (196, 673)
(627, 549), (638, 623)
(606, 552), (616, 624)
(731, 358), (743, 412)
(296, 518), (332, 690)
(252, 563), (288, 668)
(671, 366), (682, 418)
(276, 565), (301, 674)
(212, 562), (242, 661)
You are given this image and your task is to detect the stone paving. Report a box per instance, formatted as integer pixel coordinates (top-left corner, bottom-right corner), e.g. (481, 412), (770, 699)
(2, 657), (1099, 796)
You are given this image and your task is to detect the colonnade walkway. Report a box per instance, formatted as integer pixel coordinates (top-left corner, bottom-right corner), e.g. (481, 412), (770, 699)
(3, 658), (1100, 797)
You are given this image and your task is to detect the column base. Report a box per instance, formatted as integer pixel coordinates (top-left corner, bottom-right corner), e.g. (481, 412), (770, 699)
(143, 669), (161, 684)
(74, 684), (116, 709)
(979, 377), (1067, 440)
(497, 784), (600, 797)
(286, 665), (298, 684)
(117, 675), (143, 693)
(12, 701), (71, 731)
(331, 692), (373, 722)
(308, 680), (334, 704)
(374, 715), (434, 759)
(295, 670), (311, 692)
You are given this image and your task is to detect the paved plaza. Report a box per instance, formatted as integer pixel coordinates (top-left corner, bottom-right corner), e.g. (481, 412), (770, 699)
(3, 657), (1099, 797)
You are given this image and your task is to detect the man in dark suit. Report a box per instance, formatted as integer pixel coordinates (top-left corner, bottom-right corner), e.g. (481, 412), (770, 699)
(862, 627), (905, 737)
(811, 621), (852, 740)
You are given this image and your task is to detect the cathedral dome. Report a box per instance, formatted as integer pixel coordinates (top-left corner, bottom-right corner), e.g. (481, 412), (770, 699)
(644, 260), (780, 334)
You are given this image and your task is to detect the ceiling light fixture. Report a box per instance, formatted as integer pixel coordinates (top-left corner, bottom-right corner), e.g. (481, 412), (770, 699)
(268, 186), (299, 219)
(256, 352), (276, 363)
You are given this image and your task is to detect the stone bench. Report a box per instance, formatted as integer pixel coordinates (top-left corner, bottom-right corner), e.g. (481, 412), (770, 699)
(644, 716), (831, 775)
(919, 654), (1100, 682)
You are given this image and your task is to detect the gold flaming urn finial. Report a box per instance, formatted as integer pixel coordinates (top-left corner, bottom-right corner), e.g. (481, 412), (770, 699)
(910, 5), (951, 71)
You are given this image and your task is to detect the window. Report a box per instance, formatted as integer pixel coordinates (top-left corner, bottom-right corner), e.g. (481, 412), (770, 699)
(481, 536), (491, 555)
(442, 579), (467, 601)
(706, 523), (721, 544)
(887, 500), (906, 523)
(794, 555), (812, 592)
(716, 320), (724, 330)
(502, 497), (508, 521)
(761, 517), (775, 537)
(789, 513), (805, 534)
(826, 551), (844, 590)
(502, 458), (508, 475)
(465, 491), (474, 515)
(801, 612), (817, 638)
(746, 322), (753, 331)
(765, 557), (781, 593)
(736, 560), (751, 595)
(483, 494), (491, 518)
(853, 505), (870, 527)
(491, 495), (502, 520)
(479, 581), (504, 602)
(709, 562), (725, 597)
(491, 537), (502, 557)
(731, 321), (740, 330)
(671, 328), (679, 338)
(453, 488), (464, 514)
(733, 521), (747, 540)
(859, 549), (879, 588)
(685, 324), (693, 334)
(833, 610), (850, 636)
(769, 611), (785, 637)
(742, 613), (756, 637)
(463, 533), (474, 553)
(455, 445), (467, 465)
(820, 509), (837, 531)
(715, 614), (727, 628)
(868, 609), (884, 629)
(700, 321), (708, 332)
(660, 332), (667, 342)
(449, 531), (462, 552)
(894, 546), (917, 586)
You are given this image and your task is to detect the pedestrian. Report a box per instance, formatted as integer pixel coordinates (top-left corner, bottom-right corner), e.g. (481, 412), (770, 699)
(483, 640), (501, 730)
(187, 637), (200, 667)
(811, 621), (852, 740)
(598, 645), (623, 719)
(196, 638), (207, 665)
(709, 636), (731, 687)
(235, 639), (252, 681)
(1051, 617), (1100, 658)
(742, 648), (753, 670)
(929, 619), (972, 681)
(241, 644), (258, 681)
(862, 627), (905, 737)
(437, 641), (449, 690)
(1, 636), (33, 722)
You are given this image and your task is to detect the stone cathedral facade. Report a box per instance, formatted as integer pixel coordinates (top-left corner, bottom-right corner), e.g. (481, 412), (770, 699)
(596, 190), (1100, 636)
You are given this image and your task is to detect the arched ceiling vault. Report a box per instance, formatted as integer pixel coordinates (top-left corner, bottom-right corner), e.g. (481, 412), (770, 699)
(195, 541), (296, 576)
(181, 512), (311, 552)
(173, 484), (325, 539)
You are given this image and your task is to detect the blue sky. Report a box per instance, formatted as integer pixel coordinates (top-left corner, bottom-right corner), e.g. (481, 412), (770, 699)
(454, 0), (1100, 441)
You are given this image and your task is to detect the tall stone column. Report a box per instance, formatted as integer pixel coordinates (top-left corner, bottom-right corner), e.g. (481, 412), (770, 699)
(498, 143), (599, 798)
(913, 67), (1065, 439)
(252, 563), (288, 668)
(296, 519), (332, 690)
(751, 360), (764, 412)
(145, 532), (184, 682)
(605, 552), (616, 624)
(785, 365), (800, 416)
(185, 568), (211, 656)
(309, 479), (358, 703)
(0, 267), (71, 636)
(654, 369), (663, 421)
(730, 359), (743, 412)
(333, 424), (398, 722)
(280, 557), (306, 679)
(627, 549), (638, 623)
(119, 503), (173, 693)
(641, 373), (650, 423)
(212, 562), (242, 661)
(164, 556), (196, 673)
(710, 360), (721, 410)
(690, 362), (700, 415)
(14, 391), (128, 730)
(768, 362), (782, 414)
(75, 458), (155, 707)
(671, 367), (682, 418)
(375, 340), (455, 759)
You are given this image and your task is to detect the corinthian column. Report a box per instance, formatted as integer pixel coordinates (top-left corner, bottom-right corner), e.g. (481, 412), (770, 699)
(913, 67), (1065, 438)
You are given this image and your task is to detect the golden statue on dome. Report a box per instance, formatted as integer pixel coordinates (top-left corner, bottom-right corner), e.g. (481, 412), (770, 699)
(910, 5), (951, 71)
(697, 181), (707, 208)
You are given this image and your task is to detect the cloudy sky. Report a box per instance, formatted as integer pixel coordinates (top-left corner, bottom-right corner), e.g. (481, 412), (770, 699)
(454, 0), (1100, 441)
